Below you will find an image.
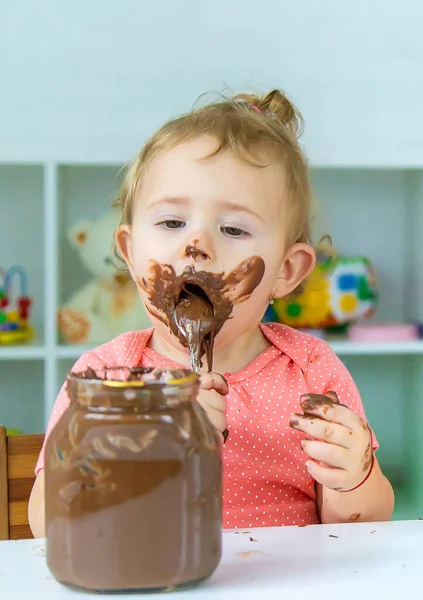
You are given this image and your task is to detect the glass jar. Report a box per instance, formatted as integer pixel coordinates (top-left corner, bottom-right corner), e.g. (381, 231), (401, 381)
(45, 366), (222, 593)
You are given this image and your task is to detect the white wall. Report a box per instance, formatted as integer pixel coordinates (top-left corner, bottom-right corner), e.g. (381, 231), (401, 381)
(1, 0), (423, 165)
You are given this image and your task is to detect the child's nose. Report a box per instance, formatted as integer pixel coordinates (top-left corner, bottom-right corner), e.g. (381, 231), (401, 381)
(184, 243), (209, 262)
(181, 233), (215, 264)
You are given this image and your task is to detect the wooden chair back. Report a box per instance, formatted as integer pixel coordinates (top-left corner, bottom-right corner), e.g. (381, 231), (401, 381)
(0, 427), (44, 540)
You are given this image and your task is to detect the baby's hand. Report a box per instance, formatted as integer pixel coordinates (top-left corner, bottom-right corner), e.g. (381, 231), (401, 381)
(289, 391), (373, 492)
(197, 372), (228, 438)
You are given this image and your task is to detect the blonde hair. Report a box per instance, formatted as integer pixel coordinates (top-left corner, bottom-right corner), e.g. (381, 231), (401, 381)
(116, 89), (312, 247)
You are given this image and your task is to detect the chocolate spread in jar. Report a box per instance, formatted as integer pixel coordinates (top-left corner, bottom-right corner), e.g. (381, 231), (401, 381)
(139, 256), (265, 372)
(45, 367), (222, 593)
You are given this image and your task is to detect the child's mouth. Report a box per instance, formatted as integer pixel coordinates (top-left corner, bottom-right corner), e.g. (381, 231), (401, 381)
(139, 256), (265, 372)
(175, 283), (215, 314)
(173, 282), (217, 372)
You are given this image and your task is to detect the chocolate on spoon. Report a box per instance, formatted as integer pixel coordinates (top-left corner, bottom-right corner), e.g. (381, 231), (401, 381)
(173, 284), (216, 373)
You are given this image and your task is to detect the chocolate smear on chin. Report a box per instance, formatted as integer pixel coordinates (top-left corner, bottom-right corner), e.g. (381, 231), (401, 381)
(139, 256), (265, 373)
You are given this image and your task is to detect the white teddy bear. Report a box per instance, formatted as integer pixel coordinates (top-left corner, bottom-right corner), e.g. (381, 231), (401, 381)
(58, 206), (151, 345)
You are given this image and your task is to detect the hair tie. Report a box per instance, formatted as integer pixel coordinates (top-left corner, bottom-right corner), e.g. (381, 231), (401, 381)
(252, 104), (278, 121)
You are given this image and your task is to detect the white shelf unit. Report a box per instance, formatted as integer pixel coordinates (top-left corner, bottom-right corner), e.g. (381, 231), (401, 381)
(1, 161), (423, 522)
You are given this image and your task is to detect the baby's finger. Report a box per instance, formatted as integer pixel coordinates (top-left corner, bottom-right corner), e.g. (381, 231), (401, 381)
(301, 439), (349, 469)
(289, 414), (352, 448)
(197, 404), (227, 433)
(305, 460), (349, 491)
(300, 393), (361, 430)
(197, 389), (227, 413)
(325, 390), (340, 404)
(200, 372), (228, 395)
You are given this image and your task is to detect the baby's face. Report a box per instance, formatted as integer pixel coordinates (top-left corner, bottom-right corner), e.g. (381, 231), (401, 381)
(117, 135), (312, 352)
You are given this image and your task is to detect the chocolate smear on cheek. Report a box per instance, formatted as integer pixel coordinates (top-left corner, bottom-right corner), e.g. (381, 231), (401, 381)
(138, 256), (265, 373)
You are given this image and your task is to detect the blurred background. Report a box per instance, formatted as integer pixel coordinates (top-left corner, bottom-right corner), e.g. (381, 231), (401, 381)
(0, 0), (422, 520)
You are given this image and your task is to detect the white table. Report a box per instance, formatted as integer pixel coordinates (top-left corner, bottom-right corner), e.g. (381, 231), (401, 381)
(1, 520), (422, 599)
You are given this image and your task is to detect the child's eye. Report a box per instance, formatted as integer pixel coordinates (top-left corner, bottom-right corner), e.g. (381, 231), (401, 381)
(221, 226), (249, 237)
(158, 219), (185, 230)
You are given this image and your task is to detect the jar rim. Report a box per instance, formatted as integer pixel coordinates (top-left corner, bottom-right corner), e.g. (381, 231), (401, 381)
(67, 366), (198, 389)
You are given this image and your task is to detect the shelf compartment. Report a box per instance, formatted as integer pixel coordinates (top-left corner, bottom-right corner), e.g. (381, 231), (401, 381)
(0, 361), (45, 433)
(0, 165), (45, 341)
(57, 165), (124, 306)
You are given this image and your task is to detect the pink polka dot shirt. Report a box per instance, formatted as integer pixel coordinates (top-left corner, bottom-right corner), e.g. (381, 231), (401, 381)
(35, 323), (378, 529)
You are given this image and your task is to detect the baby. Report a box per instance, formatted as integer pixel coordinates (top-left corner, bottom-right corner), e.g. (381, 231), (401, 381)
(29, 89), (394, 536)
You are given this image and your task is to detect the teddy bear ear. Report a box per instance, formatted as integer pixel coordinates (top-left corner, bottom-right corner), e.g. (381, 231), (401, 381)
(68, 220), (93, 249)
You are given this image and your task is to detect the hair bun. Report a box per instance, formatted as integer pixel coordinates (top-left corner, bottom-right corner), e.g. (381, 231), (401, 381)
(233, 89), (303, 137)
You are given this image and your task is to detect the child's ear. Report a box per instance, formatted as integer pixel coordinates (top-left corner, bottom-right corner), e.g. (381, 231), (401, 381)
(68, 220), (92, 249)
(274, 243), (316, 298)
(114, 225), (135, 275)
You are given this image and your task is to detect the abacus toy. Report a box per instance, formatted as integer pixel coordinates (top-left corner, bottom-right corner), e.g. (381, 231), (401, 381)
(0, 266), (34, 344)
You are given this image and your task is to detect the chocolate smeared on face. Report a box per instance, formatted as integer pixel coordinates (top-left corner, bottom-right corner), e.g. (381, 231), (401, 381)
(184, 241), (209, 261)
(139, 256), (265, 372)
